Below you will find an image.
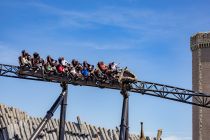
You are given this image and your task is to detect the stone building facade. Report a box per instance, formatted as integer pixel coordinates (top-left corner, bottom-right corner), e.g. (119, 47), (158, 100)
(191, 32), (210, 140)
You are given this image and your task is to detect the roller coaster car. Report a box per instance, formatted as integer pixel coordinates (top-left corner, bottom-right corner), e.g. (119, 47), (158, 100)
(18, 66), (69, 82)
(18, 65), (137, 86)
(117, 67), (137, 83)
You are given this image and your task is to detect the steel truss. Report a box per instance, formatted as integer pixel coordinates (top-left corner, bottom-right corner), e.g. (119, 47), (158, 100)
(1, 63), (210, 140)
(1, 63), (210, 108)
(29, 82), (68, 140)
(131, 81), (210, 108)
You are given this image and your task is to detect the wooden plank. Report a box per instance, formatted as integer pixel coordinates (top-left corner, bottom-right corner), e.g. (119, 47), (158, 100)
(52, 131), (57, 139)
(89, 125), (97, 136)
(72, 123), (80, 135)
(23, 121), (31, 139)
(0, 105), (3, 116)
(7, 124), (15, 139)
(18, 110), (23, 120)
(0, 105), (6, 115)
(66, 122), (72, 134)
(42, 136), (47, 140)
(65, 133), (70, 140)
(48, 133), (53, 140)
(23, 111), (28, 120)
(103, 127), (111, 140)
(7, 108), (12, 119)
(7, 114), (12, 125)
(75, 135), (81, 140)
(48, 120), (54, 131)
(4, 107), (11, 119)
(98, 127), (106, 140)
(12, 109), (17, 119)
(72, 135), (77, 140)
(69, 134), (73, 140)
(84, 123), (92, 139)
(82, 122), (90, 136)
(10, 112), (16, 124)
(2, 115), (9, 126)
(0, 116), (6, 128)
(112, 129), (119, 140)
(70, 122), (77, 134)
(18, 121), (27, 140)
(108, 129), (113, 140)
(16, 109), (21, 120)
(34, 118), (40, 126)
(13, 123), (21, 139)
(27, 118), (34, 135)
(52, 119), (58, 131)
(38, 117), (43, 124)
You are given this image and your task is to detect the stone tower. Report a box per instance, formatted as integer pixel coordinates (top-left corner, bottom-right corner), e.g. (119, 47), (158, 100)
(191, 32), (210, 140)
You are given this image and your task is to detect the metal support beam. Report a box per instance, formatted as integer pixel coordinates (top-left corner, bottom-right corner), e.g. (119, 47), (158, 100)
(119, 85), (129, 140)
(125, 96), (129, 140)
(2, 63), (210, 109)
(29, 83), (68, 140)
(59, 83), (68, 140)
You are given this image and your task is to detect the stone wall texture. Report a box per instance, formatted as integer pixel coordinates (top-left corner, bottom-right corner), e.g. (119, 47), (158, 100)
(191, 32), (210, 140)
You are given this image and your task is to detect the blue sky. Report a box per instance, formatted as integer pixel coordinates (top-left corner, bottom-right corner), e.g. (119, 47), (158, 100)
(0, 0), (210, 139)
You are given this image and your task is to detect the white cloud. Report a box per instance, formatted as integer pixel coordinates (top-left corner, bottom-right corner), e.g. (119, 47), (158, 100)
(28, 2), (185, 34)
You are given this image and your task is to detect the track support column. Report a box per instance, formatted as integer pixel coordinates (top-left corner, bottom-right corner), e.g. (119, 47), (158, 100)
(59, 83), (68, 140)
(119, 83), (130, 140)
(29, 82), (68, 140)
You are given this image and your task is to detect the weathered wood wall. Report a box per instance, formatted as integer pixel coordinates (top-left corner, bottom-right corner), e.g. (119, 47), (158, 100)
(0, 104), (154, 140)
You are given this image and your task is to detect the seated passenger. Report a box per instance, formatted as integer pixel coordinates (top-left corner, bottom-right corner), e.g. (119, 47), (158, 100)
(88, 64), (95, 77)
(46, 55), (53, 64)
(71, 59), (78, 67)
(94, 68), (108, 81)
(31, 52), (44, 72)
(60, 57), (68, 67)
(45, 62), (52, 71)
(109, 62), (118, 71)
(19, 50), (31, 67)
(81, 67), (90, 78)
(83, 61), (90, 68)
(56, 64), (65, 74)
(97, 61), (108, 73)
(83, 61), (94, 72)
(56, 57), (65, 74)
(44, 55), (57, 73)
(69, 66), (77, 77)
(71, 59), (82, 73)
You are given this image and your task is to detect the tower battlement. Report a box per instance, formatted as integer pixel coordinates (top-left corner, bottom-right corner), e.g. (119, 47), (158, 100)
(191, 31), (210, 140)
(190, 32), (210, 51)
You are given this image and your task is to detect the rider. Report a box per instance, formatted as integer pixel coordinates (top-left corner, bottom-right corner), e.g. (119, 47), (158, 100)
(109, 62), (119, 72)
(44, 55), (55, 73)
(19, 50), (31, 67)
(31, 52), (44, 72)
(81, 66), (90, 78)
(57, 57), (65, 74)
(97, 61), (108, 73)
(61, 57), (68, 67)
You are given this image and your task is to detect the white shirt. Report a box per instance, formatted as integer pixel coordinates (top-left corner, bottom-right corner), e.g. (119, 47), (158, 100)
(61, 59), (68, 66)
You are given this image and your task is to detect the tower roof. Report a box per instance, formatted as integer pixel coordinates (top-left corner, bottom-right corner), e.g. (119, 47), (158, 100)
(190, 32), (210, 51)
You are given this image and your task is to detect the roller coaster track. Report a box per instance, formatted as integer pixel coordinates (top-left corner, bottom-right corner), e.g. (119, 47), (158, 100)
(1, 63), (210, 108)
(1, 63), (210, 140)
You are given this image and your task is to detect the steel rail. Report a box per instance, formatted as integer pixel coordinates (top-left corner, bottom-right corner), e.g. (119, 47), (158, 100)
(1, 63), (210, 108)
